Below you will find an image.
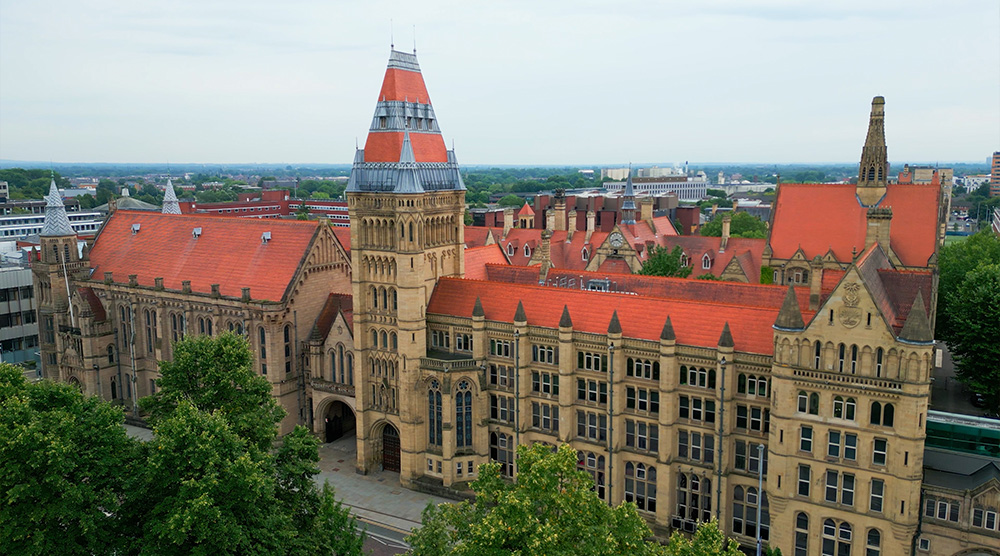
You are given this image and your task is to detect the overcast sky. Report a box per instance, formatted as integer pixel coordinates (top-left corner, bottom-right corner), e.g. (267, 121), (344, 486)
(1, 0), (997, 165)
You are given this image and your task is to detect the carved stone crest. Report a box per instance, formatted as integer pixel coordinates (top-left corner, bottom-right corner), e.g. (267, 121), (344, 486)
(839, 282), (862, 328)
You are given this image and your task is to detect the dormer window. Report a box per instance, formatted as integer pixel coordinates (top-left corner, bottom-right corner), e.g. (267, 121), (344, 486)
(506, 243), (515, 257)
(680, 253), (690, 267)
(582, 248), (589, 261)
(379, 116), (387, 129)
(702, 254), (712, 269)
(406, 117), (412, 128)
(524, 244), (531, 258)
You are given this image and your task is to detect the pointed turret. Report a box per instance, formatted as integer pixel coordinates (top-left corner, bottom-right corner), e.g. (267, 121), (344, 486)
(559, 305), (573, 328)
(472, 296), (484, 318)
(41, 179), (75, 237)
(608, 310), (622, 335)
(773, 286), (806, 330)
(161, 178), (181, 214)
(621, 167), (636, 225)
(899, 291), (934, 344)
(857, 96), (889, 206)
(514, 300), (527, 323)
(346, 49), (464, 195)
(660, 316), (676, 341)
(718, 322), (734, 348)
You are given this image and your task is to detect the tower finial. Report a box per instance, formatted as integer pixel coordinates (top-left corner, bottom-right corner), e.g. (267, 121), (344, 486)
(413, 25), (416, 54)
(390, 19), (394, 50)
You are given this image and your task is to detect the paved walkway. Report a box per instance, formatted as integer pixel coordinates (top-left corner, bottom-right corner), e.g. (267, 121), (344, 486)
(315, 435), (452, 540)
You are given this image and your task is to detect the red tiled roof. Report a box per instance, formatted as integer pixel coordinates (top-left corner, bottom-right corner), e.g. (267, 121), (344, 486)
(485, 264), (540, 285)
(769, 182), (939, 267)
(364, 131), (448, 163)
(76, 287), (106, 322)
(311, 294), (354, 341)
(428, 278), (796, 355)
(88, 211), (319, 302)
(464, 227), (494, 249)
(597, 258), (631, 274)
(517, 202), (535, 216)
(657, 236), (765, 281)
(377, 67), (431, 103)
(464, 244), (509, 280)
(332, 227), (351, 256)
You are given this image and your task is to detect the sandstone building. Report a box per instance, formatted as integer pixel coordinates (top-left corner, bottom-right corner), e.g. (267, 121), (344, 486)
(34, 51), (999, 556)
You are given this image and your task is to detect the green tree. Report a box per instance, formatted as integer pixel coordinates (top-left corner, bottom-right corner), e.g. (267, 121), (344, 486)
(407, 443), (663, 556)
(296, 202), (310, 220)
(700, 212), (767, 239)
(0, 364), (138, 555)
(637, 245), (693, 278)
(945, 263), (1000, 410)
(937, 231), (1000, 345)
(695, 273), (720, 280)
(140, 332), (285, 451)
(498, 194), (524, 208)
(661, 519), (743, 556)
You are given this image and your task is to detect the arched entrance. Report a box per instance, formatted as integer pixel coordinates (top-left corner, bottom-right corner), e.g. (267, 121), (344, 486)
(323, 400), (356, 443)
(67, 376), (82, 391)
(381, 423), (400, 472)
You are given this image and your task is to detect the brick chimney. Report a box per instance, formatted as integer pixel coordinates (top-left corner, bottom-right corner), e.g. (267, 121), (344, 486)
(567, 210), (577, 241)
(585, 210), (596, 243)
(720, 213), (731, 252)
(640, 197), (654, 225)
(502, 208), (514, 239)
(553, 190), (567, 231)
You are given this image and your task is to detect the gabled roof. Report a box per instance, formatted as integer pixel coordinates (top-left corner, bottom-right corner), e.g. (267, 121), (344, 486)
(310, 293), (354, 342)
(853, 244), (933, 333)
(517, 202), (535, 217)
(658, 236), (766, 281)
(769, 182), (940, 267)
(464, 244), (509, 280)
(76, 287), (106, 322)
(428, 277), (792, 355)
(88, 211), (319, 302)
(332, 227), (352, 257)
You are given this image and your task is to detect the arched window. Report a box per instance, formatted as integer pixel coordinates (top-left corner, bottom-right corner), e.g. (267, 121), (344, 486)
(875, 348), (884, 377)
(259, 327), (267, 375)
(338, 345), (346, 383)
(814, 341), (822, 369)
(838, 343), (846, 372)
(676, 473), (711, 522)
(850, 345), (858, 374)
(702, 254), (711, 270)
(822, 519), (852, 556)
(329, 350), (337, 382)
(380, 331), (388, 349)
(144, 309), (156, 353)
(371, 329), (378, 346)
(882, 403), (894, 427)
(624, 462), (656, 512)
(870, 401), (882, 426)
(456, 380), (472, 448)
(524, 244), (531, 258)
(506, 243), (515, 257)
(283, 325), (292, 374)
(107, 345), (115, 364)
(794, 513), (809, 556)
(371, 286), (378, 309)
(866, 529), (881, 555)
(809, 393), (819, 415)
(490, 432), (514, 478)
(380, 287), (388, 309)
(390, 332), (397, 350)
(428, 380), (442, 447)
(733, 486), (770, 541)
(110, 378), (118, 400)
(581, 248), (589, 261)
(346, 353), (353, 385)
(392, 289), (398, 311)
(577, 451), (606, 499)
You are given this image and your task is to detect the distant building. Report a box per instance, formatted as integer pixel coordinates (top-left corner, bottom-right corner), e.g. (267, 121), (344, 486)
(0, 181), (8, 203)
(180, 189), (350, 227)
(991, 152), (1000, 197)
(600, 167), (629, 180)
(0, 264), (39, 369)
(605, 172), (708, 201)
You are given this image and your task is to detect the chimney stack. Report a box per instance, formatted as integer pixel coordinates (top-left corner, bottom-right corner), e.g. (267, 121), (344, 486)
(720, 213), (731, 252)
(553, 189), (567, 231)
(502, 208), (514, 239)
(567, 210), (577, 241)
(585, 210), (596, 243)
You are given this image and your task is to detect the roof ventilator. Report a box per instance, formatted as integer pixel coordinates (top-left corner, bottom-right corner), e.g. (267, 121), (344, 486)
(192, 227), (202, 238)
(261, 231), (271, 244)
(131, 223), (141, 235)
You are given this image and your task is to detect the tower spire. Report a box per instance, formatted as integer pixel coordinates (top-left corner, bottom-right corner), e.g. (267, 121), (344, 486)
(161, 177), (181, 214)
(40, 178), (75, 236)
(857, 96), (889, 206)
(621, 163), (636, 225)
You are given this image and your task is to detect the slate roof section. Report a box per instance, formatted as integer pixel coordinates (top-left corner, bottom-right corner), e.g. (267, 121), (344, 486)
(559, 305), (573, 328)
(855, 244), (933, 334)
(41, 179), (76, 236)
(88, 211), (319, 302)
(774, 286), (806, 330)
(769, 181), (940, 267)
(428, 277), (792, 355)
(923, 447), (1000, 491)
(162, 178), (181, 215)
(660, 316), (675, 341)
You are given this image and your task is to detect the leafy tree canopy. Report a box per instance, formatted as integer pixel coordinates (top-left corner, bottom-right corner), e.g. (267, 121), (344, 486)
(140, 332), (285, 451)
(945, 262), (1000, 410)
(0, 363), (139, 555)
(638, 245), (693, 278)
(498, 194), (525, 208)
(701, 211), (767, 239)
(937, 231), (1000, 345)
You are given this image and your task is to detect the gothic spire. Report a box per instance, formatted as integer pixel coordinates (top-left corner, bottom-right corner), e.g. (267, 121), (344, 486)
(773, 286), (806, 330)
(660, 316), (676, 341)
(858, 96), (889, 189)
(607, 310), (622, 335)
(559, 304), (573, 328)
(161, 178), (181, 214)
(514, 300), (527, 323)
(40, 179), (75, 237)
(899, 291), (934, 344)
(718, 322), (735, 348)
(472, 296), (484, 317)
(621, 164), (636, 225)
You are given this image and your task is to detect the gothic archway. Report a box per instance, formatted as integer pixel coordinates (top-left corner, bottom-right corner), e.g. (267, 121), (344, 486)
(381, 423), (400, 472)
(323, 400), (356, 443)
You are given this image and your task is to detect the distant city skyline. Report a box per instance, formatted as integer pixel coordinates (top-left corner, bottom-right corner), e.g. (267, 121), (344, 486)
(1, 0), (998, 165)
